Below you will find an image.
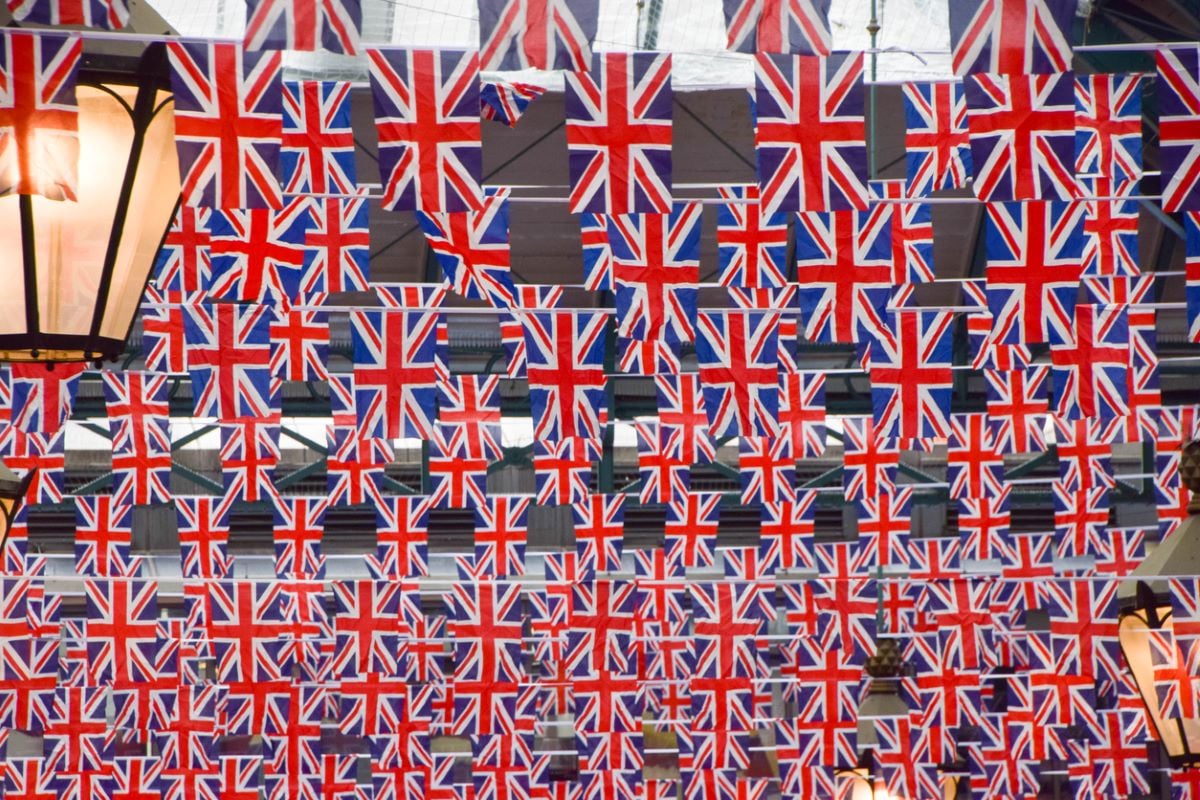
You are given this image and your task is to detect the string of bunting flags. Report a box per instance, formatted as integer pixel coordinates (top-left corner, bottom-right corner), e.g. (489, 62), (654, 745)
(4, 0), (1200, 799)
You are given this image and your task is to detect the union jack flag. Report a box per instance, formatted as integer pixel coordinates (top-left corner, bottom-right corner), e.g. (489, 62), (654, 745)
(854, 487), (913, 575)
(611, 203), (701, 342)
(1156, 46), (1200, 212)
(281, 80), (356, 194)
(167, 41), (282, 209)
(902, 80), (971, 195)
(208, 200), (313, 307)
(480, 80), (546, 126)
(1080, 176), (1139, 277)
(695, 310), (780, 437)
(74, 496), (138, 578)
(655, 373), (714, 463)
(325, 426), (391, 510)
(0, 30), (81, 200)
(448, 581), (524, 682)
(351, 310), (441, 439)
(753, 52), (868, 214)
(865, 309), (955, 439)
(794, 208), (892, 344)
(369, 496), (430, 579)
(103, 370), (172, 506)
(948, 0), (1073, 76)
(870, 179), (935, 283)
(573, 493), (625, 577)
(986, 365), (1050, 453)
(500, 284), (565, 377)
(841, 415), (899, 501)
(9, 362), (84, 434)
(567, 579), (639, 677)
(1075, 73), (1142, 182)
(472, 497), (529, 579)
(1050, 303), (1130, 420)
(1091, 709), (1152, 797)
(184, 302), (275, 420)
(985, 200), (1084, 346)
(1054, 416), (1113, 493)
(175, 496), (234, 579)
(301, 197), (371, 296)
(1053, 481), (1110, 559)
(739, 436), (794, 505)
(778, 371), (826, 457)
(272, 496), (328, 580)
(521, 310), (608, 441)
(367, 47), (483, 213)
(715, 185), (789, 288)
(479, 0), (596, 71)
(330, 580), (405, 678)
(947, 413), (1006, 499)
(581, 212), (613, 291)
(437, 374), (502, 459)
(534, 437), (596, 505)
(722, 0), (830, 54)
(957, 492), (1012, 562)
(617, 336), (680, 376)
(418, 187), (516, 307)
(663, 490), (720, 570)
(84, 578), (159, 685)
(426, 428), (488, 510)
(244, 0), (361, 54)
(966, 72), (1076, 201)
(759, 490), (816, 573)
(153, 206), (211, 295)
(205, 581), (289, 682)
(270, 309), (329, 381)
(0, 429), (64, 504)
(140, 287), (189, 375)
(8, 0), (129, 28)
(565, 52), (673, 214)
(637, 422), (690, 504)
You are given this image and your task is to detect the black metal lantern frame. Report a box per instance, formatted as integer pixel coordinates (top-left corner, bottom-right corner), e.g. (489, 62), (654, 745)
(1, 44), (179, 364)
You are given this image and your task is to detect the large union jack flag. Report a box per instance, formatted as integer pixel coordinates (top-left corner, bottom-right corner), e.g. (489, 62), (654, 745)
(984, 200), (1084, 346)
(610, 203), (701, 343)
(0, 30), (81, 200)
(722, 0), (830, 55)
(183, 302), (275, 420)
(949, 0), (1073, 76)
(695, 310), (781, 437)
(1156, 46), (1200, 212)
(966, 72), (1076, 201)
(716, 185), (790, 288)
(754, 52), (868, 215)
(865, 309), (955, 439)
(565, 52), (673, 214)
(1075, 73), (1141, 182)
(479, 0), (597, 71)
(167, 41), (282, 210)
(417, 187), (517, 307)
(244, 0), (361, 54)
(794, 207), (892, 344)
(208, 199), (313, 307)
(902, 81), (971, 196)
(281, 80), (356, 194)
(351, 310), (441, 439)
(521, 310), (608, 441)
(367, 48), (482, 213)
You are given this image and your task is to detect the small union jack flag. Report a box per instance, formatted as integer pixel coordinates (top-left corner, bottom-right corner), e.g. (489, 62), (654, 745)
(367, 496), (430, 579)
(841, 415), (899, 501)
(985, 200), (1084, 346)
(84, 578), (159, 685)
(473, 496), (529, 579)
(1075, 73), (1142, 182)
(966, 72), (1076, 201)
(438, 374), (502, 459)
(534, 437), (596, 505)
(739, 436), (794, 505)
(722, 0), (830, 55)
(7, 0), (129, 28)
(301, 196), (371, 296)
(865, 309), (955, 439)
(947, 413), (1005, 500)
(9, 362), (84, 434)
(219, 417), (281, 503)
(175, 495), (234, 579)
(418, 186), (517, 307)
(272, 496), (327, 580)
(715, 185), (790, 289)
(270, 308), (330, 381)
(427, 427), (488, 509)
(153, 206), (211, 295)
(986, 366), (1050, 453)
(573, 493), (625, 577)
(140, 287), (189, 375)
(281, 80), (356, 194)
(949, 0), (1073, 76)
(1, 428), (64, 503)
(521, 310), (608, 441)
(244, 0), (361, 54)
(167, 41), (282, 209)
(794, 208), (892, 344)
(664, 490), (720, 570)
(656, 372), (714, 464)
(870, 179), (935, 283)
(103, 370), (172, 506)
(74, 495), (138, 578)
(1050, 303), (1130, 421)
(637, 421), (690, 504)
(351, 310), (441, 439)
(759, 490), (816, 573)
(183, 302), (275, 420)
(0, 30), (81, 200)
(499, 284), (565, 377)
(566, 52), (673, 214)
(778, 371), (826, 458)
(611, 203), (701, 343)
(480, 81), (546, 126)
(695, 310), (781, 437)
(1080, 175), (1139, 277)
(208, 199), (313, 307)
(325, 426), (391, 510)
(902, 80), (971, 196)
(1163, 54), (1200, 223)
(368, 47), (483, 213)
(617, 336), (680, 376)
(754, 52), (868, 214)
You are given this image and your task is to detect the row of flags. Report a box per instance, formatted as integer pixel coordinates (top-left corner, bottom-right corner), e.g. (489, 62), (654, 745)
(3, 0), (1075, 73)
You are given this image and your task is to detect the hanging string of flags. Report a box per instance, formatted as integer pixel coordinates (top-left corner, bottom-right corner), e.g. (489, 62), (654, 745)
(4, 0), (1200, 798)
